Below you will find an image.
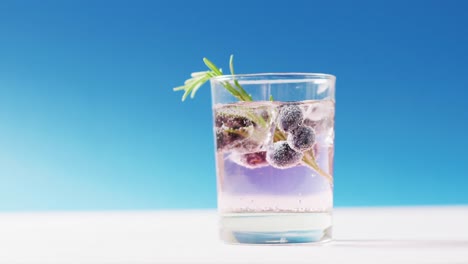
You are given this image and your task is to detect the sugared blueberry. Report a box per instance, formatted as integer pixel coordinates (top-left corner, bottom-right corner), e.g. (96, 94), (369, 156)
(278, 104), (303, 132)
(266, 141), (303, 169)
(288, 126), (315, 151)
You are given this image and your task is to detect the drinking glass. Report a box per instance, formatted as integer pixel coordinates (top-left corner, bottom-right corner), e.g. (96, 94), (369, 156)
(210, 73), (336, 244)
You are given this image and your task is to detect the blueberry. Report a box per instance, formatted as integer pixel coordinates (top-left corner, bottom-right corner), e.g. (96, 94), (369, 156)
(215, 113), (253, 129)
(266, 141), (303, 169)
(288, 126), (315, 151)
(232, 151), (268, 168)
(278, 104), (303, 132)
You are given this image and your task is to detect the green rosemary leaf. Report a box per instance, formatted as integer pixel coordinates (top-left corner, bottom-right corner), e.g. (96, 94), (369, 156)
(229, 54), (235, 75)
(182, 87), (192, 101)
(174, 55), (251, 102)
(185, 73), (207, 85)
(222, 82), (243, 100)
(191, 71), (209, 78)
(234, 79), (252, 101)
(203, 58), (223, 76)
(173, 85), (186, 91)
(190, 73), (211, 98)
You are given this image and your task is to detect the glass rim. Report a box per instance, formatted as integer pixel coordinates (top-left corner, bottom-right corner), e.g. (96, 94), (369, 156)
(211, 72), (336, 83)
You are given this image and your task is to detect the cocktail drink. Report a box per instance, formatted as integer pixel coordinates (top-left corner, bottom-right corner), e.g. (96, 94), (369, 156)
(211, 73), (335, 244)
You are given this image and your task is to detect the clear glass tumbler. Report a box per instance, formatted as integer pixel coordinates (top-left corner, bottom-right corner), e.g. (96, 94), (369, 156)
(210, 73), (336, 244)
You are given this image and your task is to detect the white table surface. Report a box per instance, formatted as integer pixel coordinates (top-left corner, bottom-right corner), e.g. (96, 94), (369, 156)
(0, 206), (467, 264)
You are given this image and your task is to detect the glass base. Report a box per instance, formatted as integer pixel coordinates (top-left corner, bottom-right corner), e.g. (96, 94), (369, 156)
(220, 212), (332, 244)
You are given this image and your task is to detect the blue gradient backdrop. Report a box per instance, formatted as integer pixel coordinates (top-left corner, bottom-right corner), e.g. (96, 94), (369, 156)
(0, 0), (467, 211)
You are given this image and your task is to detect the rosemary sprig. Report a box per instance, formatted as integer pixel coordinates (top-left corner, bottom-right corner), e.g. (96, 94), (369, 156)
(173, 55), (252, 102)
(303, 149), (333, 183)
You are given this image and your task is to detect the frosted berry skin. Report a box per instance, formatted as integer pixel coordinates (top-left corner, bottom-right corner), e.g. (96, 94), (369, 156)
(288, 126), (315, 152)
(266, 141), (303, 169)
(278, 104), (303, 132)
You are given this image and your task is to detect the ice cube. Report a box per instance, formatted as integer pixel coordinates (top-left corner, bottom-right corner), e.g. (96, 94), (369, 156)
(214, 102), (276, 153)
(229, 151), (269, 169)
(303, 100), (334, 121)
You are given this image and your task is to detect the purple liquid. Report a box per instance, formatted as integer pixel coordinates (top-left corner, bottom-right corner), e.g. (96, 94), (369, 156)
(214, 100), (334, 214)
(223, 154), (329, 195)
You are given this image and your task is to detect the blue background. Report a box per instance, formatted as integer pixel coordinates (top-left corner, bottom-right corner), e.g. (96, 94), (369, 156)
(0, 0), (467, 211)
